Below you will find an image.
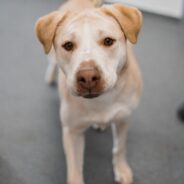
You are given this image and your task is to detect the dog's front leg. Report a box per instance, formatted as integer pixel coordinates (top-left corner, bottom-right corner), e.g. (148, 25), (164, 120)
(111, 122), (133, 184)
(63, 126), (85, 184)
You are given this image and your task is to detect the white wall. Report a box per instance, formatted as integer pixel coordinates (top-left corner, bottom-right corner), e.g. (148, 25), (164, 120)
(106, 0), (184, 18)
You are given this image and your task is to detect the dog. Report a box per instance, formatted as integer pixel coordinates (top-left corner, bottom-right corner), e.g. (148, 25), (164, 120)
(35, 0), (142, 183)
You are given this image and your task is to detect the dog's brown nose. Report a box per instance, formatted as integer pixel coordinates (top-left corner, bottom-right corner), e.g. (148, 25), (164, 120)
(77, 69), (101, 90)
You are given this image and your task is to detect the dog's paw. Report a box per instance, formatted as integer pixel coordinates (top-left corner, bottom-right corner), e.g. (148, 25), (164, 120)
(67, 177), (84, 184)
(68, 181), (84, 184)
(114, 163), (133, 184)
(92, 124), (106, 131)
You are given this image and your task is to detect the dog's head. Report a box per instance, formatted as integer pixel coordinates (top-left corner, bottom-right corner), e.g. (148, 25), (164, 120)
(35, 4), (142, 99)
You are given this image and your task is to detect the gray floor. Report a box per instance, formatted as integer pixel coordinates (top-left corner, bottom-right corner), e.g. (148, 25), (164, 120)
(0, 0), (184, 184)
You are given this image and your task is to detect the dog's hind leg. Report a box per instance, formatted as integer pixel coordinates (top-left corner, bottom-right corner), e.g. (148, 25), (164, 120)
(45, 46), (57, 85)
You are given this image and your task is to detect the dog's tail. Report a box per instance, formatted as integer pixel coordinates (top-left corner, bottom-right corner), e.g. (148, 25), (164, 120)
(90, 0), (103, 7)
(68, 0), (103, 7)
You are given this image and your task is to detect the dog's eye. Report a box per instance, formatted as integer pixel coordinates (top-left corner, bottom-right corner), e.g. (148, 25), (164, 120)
(103, 37), (115, 46)
(62, 41), (74, 51)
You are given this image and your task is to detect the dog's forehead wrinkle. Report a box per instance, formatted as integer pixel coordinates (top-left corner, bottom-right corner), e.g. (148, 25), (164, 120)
(67, 9), (117, 28)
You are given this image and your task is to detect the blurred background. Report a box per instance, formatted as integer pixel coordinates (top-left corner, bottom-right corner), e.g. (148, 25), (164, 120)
(0, 0), (184, 184)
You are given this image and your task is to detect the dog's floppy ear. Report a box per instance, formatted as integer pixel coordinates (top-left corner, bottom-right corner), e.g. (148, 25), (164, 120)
(35, 11), (67, 54)
(101, 4), (142, 44)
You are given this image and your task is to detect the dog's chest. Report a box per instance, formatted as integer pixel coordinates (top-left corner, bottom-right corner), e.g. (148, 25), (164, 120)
(82, 91), (139, 125)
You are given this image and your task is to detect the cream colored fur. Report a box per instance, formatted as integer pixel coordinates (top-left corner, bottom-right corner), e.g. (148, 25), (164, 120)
(35, 0), (143, 183)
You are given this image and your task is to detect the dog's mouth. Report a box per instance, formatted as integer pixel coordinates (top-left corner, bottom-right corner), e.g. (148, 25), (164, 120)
(73, 91), (102, 99)
(71, 89), (102, 99)
(82, 93), (100, 99)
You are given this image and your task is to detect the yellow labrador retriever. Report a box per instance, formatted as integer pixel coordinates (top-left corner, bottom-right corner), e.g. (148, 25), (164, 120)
(35, 0), (142, 183)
